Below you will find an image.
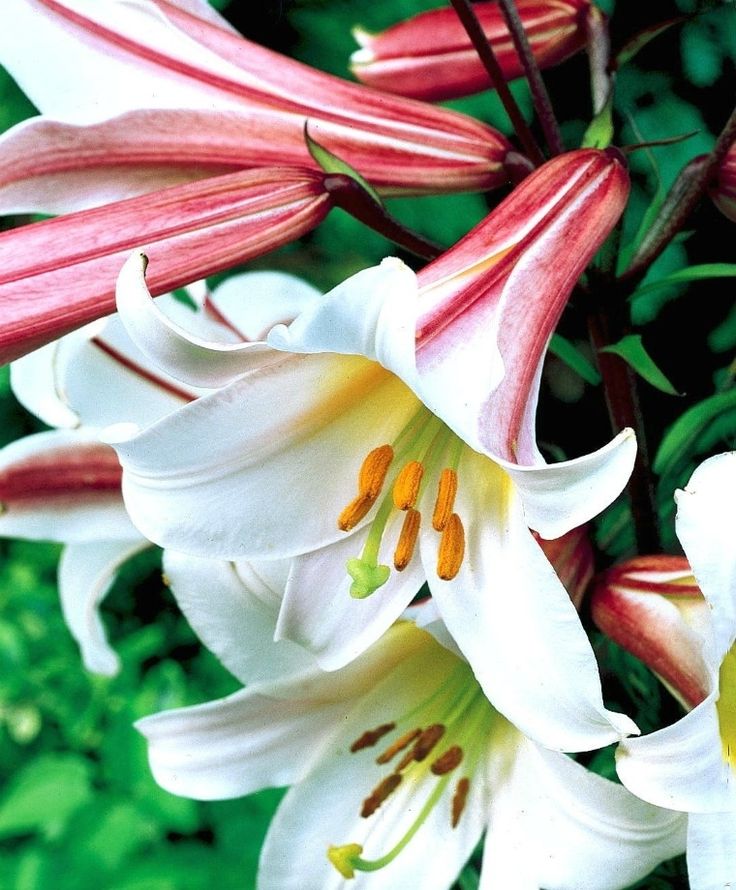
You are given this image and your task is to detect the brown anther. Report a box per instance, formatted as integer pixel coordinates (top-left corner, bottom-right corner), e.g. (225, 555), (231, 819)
(358, 444), (394, 499)
(338, 493), (376, 531)
(432, 468), (458, 531)
(451, 777), (470, 828)
(393, 509), (421, 571)
(350, 722), (396, 753)
(437, 513), (465, 580)
(430, 745), (464, 776)
(361, 772), (402, 818)
(392, 460), (424, 510)
(412, 723), (446, 762)
(376, 727), (422, 765)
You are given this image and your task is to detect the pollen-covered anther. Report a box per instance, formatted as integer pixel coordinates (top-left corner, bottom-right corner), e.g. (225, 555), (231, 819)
(394, 508), (421, 571)
(361, 772), (402, 818)
(410, 723), (446, 763)
(430, 745), (464, 776)
(437, 513), (465, 580)
(451, 777), (470, 828)
(350, 722), (396, 753)
(392, 460), (424, 510)
(338, 445), (394, 531)
(432, 468), (458, 531)
(376, 727), (422, 765)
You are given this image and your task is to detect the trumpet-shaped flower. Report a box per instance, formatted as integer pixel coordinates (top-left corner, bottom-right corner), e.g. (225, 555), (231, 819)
(351, 0), (591, 101)
(0, 0), (511, 213)
(591, 453), (736, 890)
(0, 165), (331, 364)
(136, 562), (686, 890)
(110, 149), (638, 751)
(1, 271), (321, 673)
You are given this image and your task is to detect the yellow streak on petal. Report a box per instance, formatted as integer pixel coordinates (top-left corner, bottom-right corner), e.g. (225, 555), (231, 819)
(717, 642), (736, 770)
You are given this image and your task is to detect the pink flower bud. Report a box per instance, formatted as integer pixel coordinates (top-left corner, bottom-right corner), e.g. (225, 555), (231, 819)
(351, 0), (592, 101)
(536, 525), (594, 610)
(711, 144), (736, 222)
(591, 555), (712, 709)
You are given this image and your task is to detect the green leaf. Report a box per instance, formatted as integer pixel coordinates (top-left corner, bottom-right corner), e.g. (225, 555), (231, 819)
(600, 334), (679, 395)
(615, 17), (686, 69)
(549, 334), (601, 385)
(304, 125), (383, 206)
(654, 388), (736, 476)
(630, 263), (736, 301)
(0, 754), (93, 838)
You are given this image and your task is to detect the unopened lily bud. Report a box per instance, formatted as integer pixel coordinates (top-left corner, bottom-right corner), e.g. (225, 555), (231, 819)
(591, 555), (711, 710)
(535, 525), (594, 610)
(711, 145), (736, 222)
(351, 0), (592, 101)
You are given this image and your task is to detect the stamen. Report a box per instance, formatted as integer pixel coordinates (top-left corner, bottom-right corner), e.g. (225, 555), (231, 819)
(393, 509), (421, 571)
(338, 445), (394, 531)
(359, 445), (395, 498)
(350, 722), (396, 753)
(437, 513), (465, 580)
(361, 773), (402, 818)
(376, 728), (422, 765)
(392, 460), (424, 510)
(451, 777), (470, 828)
(432, 468), (458, 531)
(338, 494), (376, 532)
(411, 723), (446, 762)
(430, 745), (464, 776)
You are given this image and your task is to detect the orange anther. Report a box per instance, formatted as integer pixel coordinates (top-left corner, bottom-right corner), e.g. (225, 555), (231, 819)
(392, 460), (424, 510)
(432, 468), (458, 531)
(376, 727), (422, 765)
(338, 493), (376, 531)
(437, 513), (465, 580)
(430, 745), (464, 776)
(358, 444), (394, 498)
(361, 773), (402, 818)
(350, 722), (396, 753)
(412, 723), (446, 762)
(393, 509), (421, 571)
(451, 777), (470, 828)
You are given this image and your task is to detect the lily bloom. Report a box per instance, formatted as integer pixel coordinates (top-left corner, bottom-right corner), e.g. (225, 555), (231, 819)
(0, 0), (512, 212)
(110, 149), (638, 751)
(136, 567), (686, 890)
(1, 271), (322, 674)
(351, 0), (592, 102)
(0, 166), (331, 364)
(591, 453), (736, 890)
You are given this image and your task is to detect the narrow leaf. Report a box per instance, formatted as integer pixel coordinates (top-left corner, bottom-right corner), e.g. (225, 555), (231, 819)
(304, 124), (384, 206)
(600, 334), (679, 395)
(654, 388), (736, 475)
(549, 333), (601, 385)
(631, 263), (736, 300)
(615, 17), (686, 69)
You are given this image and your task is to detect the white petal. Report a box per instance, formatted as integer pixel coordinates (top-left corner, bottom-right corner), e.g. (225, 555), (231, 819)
(137, 622), (422, 800)
(428, 449), (638, 752)
(209, 271), (322, 342)
(0, 429), (137, 543)
(499, 428), (637, 539)
(10, 340), (80, 429)
(676, 453), (736, 659)
(162, 550), (316, 685)
(116, 252), (277, 388)
(687, 811), (736, 890)
(617, 695), (736, 813)
(480, 740), (686, 890)
(275, 525), (423, 670)
(111, 353), (418, 559)
(59, 538), (148, 675)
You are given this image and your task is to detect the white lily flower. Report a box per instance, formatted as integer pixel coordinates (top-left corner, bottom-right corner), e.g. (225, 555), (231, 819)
(111, 150), (639, 751)
(591, 452), (736, 890)
(1, 271), (321, 674)
(137, 555), (685, 890)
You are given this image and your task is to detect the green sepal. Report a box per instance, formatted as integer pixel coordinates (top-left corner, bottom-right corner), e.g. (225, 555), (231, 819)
(581, 95), (614, 149)
(600, 334), (679, 395)
(304, 124), (384, 206)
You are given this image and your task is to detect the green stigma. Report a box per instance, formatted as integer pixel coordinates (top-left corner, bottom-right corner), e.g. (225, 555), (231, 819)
(327, 843), (363, 879)
(347, 558), (390, 599)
